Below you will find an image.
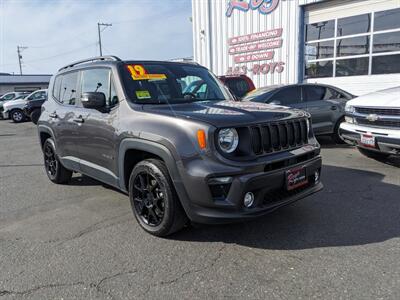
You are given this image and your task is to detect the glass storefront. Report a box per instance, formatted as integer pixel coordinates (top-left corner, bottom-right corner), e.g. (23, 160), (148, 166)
(305, 7), (400, 78)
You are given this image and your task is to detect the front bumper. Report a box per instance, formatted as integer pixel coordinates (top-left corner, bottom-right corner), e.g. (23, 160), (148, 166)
(339, 122), (400, 155)
(2, 110), (9, 119)
(179, 151), (323, 224)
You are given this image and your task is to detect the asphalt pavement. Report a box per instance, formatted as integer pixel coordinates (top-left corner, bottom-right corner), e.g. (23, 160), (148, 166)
(0, 120), (399, 299)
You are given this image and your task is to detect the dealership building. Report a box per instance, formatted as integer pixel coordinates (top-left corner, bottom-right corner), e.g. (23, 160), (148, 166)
(192, 0), (400, 95)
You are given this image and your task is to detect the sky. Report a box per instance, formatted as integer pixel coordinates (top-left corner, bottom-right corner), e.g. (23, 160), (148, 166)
(0, 0), (193, 75)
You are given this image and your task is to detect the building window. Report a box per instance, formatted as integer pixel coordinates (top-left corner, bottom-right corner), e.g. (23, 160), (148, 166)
(305, 8), (400, 79)
(336, 57), (369, 77)
(305, 61), (333, 78)
(336, 36), (370, 57)
(337, 13), (371, 36)
(372, 54), (400, 75)
(306, 20), (335, 41)
(374, 7), (400, 31)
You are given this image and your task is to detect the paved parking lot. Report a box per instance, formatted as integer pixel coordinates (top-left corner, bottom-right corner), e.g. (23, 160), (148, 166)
(0, 120), (399, 299)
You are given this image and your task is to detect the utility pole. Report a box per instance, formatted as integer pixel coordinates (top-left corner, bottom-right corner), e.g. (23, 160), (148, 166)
(17, 46), (28, 75)
(97, 22), (112, 56)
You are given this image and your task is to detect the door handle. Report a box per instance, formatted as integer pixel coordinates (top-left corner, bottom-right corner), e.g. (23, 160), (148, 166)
(331, 106), (337, 110)
(73, 116), (85, 123)
(49, 112), (58, 119)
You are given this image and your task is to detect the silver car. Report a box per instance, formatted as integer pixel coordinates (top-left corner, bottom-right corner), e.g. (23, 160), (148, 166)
(243, 84), (354, 143)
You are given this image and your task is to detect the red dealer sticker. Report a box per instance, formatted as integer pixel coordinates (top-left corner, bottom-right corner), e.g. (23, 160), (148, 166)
(229, 39), (283, 55)
(126, 64), (167, 81)
(228, 28), (283, 45)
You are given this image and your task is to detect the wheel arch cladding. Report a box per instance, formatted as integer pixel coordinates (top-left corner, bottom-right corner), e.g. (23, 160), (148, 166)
(118, 138), (191, 212)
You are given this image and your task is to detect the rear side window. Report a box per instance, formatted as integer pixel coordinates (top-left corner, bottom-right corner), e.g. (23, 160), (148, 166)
(52, 76), (62, 101)
(303, 86), (347, 101)
(53, 72), (78, 105)
(271, 87), (302, 105)
(80, 68), (119, 107)
(225, 78), (250, 98)
(303, 86), (326, 101)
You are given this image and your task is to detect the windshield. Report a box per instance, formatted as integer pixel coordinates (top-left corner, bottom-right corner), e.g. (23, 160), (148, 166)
(120, 63), (229, 104)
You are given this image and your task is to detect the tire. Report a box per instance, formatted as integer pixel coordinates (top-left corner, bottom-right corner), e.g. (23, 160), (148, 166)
(129, 159), (188, 237)
(10, 109), (25, 123)
(43, 138), (72, 184)
(30, 109), (41, 125)
(332, 117), (346, 144)
(358, 147), (390, 160)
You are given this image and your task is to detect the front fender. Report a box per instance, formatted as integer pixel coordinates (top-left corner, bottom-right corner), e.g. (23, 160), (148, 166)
(118, 138), (191, 213)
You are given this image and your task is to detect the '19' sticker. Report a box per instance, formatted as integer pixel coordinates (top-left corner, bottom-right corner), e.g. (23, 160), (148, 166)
(126, 64), (167, 81)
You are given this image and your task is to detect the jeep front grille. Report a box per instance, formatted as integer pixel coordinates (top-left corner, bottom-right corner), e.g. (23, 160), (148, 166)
(355, 107), (400, 116)
(250, 119), (308, 155)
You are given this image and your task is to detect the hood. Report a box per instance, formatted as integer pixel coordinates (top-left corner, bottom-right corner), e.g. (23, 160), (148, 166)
(3, 99), (27, 109)
(348, 86), (400, 108)
(142, 100), (308, 127)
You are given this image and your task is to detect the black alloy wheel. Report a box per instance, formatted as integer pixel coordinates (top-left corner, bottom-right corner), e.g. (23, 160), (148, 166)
(132, 171), (165, 226)
(129, 159), (188, 236)
(42, 138), (72, 184)
(44, 142), (58, 178)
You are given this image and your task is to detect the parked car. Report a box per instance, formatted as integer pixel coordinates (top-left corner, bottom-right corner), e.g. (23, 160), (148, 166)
(38, 56), (322, 236)
(218, 75), (255, 99)
(340, 86), (400, 159)
(0, 92), (30, 119)
(23, 93), (48, 124)
(2, 89), (47, 123)
(183, 74), (255, 101)
(242, 84), (354, 143)
(0, 91), (30, 102)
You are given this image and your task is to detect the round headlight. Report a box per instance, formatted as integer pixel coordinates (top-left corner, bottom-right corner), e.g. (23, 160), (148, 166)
(218, 128), (239, 153)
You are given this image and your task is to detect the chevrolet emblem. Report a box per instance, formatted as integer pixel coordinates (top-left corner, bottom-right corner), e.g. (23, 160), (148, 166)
(366, 114), (379, 122)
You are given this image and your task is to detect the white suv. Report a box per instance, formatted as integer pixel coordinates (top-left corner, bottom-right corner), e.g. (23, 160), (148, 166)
(2, 89), (47, 123)
(340, 87), (400, 159)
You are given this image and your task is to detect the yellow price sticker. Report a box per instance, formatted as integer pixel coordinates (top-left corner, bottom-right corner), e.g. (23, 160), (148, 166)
(136, 90), (151, 99)
(127, 64), (167, 81)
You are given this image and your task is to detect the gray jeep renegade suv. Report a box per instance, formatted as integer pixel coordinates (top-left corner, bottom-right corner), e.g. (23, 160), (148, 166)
(38, 56), (323, 236)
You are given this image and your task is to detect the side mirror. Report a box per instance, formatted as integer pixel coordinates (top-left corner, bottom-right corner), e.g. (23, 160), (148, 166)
(270, 100), (281, 105)
(81, 92), (106, 109)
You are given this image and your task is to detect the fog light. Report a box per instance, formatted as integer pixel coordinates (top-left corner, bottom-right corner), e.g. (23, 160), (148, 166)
(314, 170), (320, 184)
(244, 192), (255, 208)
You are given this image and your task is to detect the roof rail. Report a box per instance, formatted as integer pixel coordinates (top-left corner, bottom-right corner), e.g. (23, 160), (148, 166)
(58, 56), (122, 71)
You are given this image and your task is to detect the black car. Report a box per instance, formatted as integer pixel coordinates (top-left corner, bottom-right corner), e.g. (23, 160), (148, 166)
(243, 84), (355, 143)
(38, 56), (322, 236)
(23, 93), (48, 124)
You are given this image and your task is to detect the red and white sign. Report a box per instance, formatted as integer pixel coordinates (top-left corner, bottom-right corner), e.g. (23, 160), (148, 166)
(228, 28), (283, 46)
(234, 51), (274, 63)
(229, 39), (283, 55)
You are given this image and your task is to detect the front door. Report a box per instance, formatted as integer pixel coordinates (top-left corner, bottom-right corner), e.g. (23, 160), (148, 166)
(74, 68), (120, 186)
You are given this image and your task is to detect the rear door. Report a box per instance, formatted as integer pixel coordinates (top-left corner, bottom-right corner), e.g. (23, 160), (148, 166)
(74, 67), (120, 185)
(50, 71), (81, 170)
(302, 85), (337, 134)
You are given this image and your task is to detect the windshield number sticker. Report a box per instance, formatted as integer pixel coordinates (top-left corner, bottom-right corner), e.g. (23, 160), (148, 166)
(136, 90), (151, 99)
(127, 64), (167, 81)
